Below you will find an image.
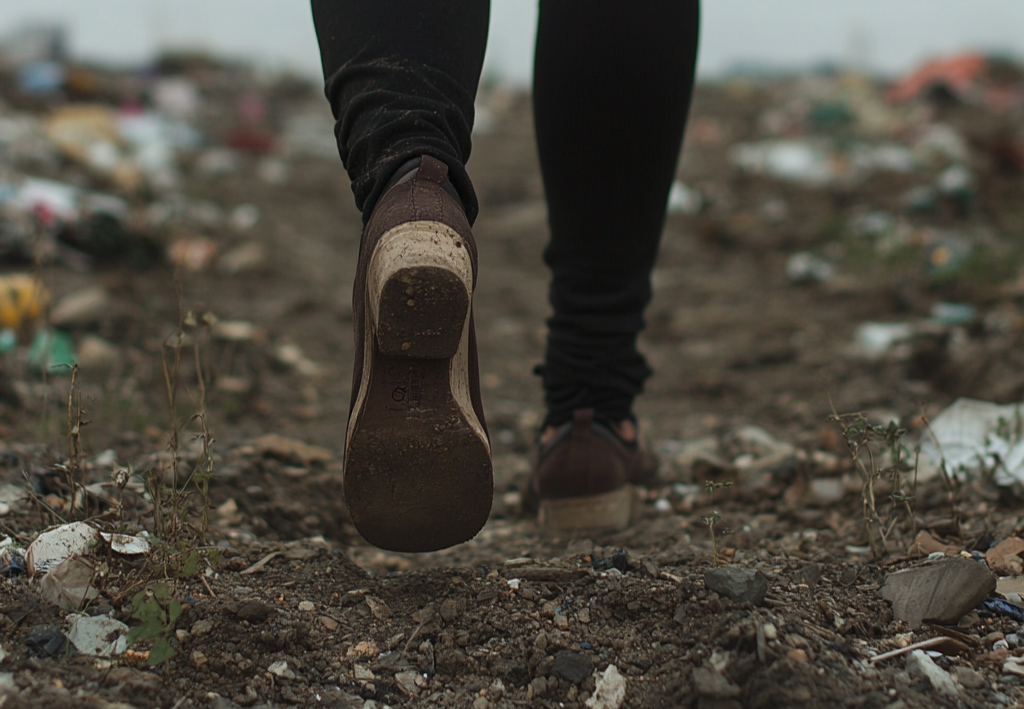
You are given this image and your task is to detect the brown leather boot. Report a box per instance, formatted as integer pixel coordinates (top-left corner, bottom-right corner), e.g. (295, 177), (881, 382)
(345, 156), (492, 552)
(527, 408), (657, 533)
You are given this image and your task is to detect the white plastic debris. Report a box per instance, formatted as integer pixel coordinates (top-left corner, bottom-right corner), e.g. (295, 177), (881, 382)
(666, 181), (702, 215)
(586, 664), (626, 709)
(919, 398), (1024, 485)
(852, 322), (914, 360)
(66, 615), (129, 657)
(729, 140), (836, 185)
(786, 252), (835, 283)
(99, 532), (150, 555)
(26, 522), (97, 575)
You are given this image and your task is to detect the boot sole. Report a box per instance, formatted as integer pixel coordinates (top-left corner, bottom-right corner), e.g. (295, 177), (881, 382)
(537, 486), (642, 535)
(346, 221), (492, 552)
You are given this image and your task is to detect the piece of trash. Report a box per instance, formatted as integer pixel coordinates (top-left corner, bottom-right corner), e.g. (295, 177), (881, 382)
(40, 555), (101, 610)
(929, 302), (976, 326)
(980, 596), (1024, 623)
(66, 615), (129, 657)
(786, 252), (835, 284)
(99, 532), (150, 555)
(918, 398), (1024, 485)
(24, 625), (68, 657)
(880, 555), (996, 627)
(0, 329), (16, 352)
(585, 664), (626, 709)
(26, 521), (97, 575)
(666, 181), (702, 215)
(0, 274), (49, 329)
(852, 322), (914, 360)
(27, 328), (77, 374)
(730, 139), (836, 185)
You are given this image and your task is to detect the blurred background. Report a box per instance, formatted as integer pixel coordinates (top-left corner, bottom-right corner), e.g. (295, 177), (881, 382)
(1, 0), (1023, 84)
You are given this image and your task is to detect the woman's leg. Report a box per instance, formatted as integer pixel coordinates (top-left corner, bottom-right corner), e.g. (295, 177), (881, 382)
(533, 0), (700, 428)
(311, 0), (490, 224)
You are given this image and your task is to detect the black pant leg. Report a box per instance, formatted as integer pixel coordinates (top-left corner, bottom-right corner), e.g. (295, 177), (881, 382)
(533, 0), (700, 426)
(311, 0), (490, 224)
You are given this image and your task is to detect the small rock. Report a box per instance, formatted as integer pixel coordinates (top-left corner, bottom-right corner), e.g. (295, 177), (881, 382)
(354, 665), (374, 680)
(439, 598), (459, 621)
(191, 650), (208, 666)
(190, 619), (215, 635)
(394, 670), (420, 696)
(704, 566), (769, 606)
(268, 660), (295, 680)
(762, 623), (778, 640)
(319, 616), (339, 631)
(298, 601), (315, 612)
(76, 335), (120, 370)
(986, 537), (1024, 576)
(0, 673), (16, 693)
(435, 648), (467, 674)
(235, 601), (275, 623)
(787, 649), (809, 663)
(881, 556), (996, 627)
(954, 666), (986, 689)
(50, 286), (112, 327)
(693, 667), (741, 698)
(472, 697), (490, 709)
(528, 677), (548, 699)
(907, 649), (957, 697)
(551, 650), (595, 684)
(218, 242), (267, 275)
(24, 625), (66, 657)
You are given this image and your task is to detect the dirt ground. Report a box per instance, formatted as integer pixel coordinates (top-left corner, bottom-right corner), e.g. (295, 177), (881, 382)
(3, 67), (1024, 709)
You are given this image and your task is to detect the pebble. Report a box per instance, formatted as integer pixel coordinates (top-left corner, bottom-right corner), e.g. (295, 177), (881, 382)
(472, 698), (489, 709)
(693, 667), (741, 698)
(762, 623), (778, 640)
(191, 650), (208, 666)
(268, 661), (296, 680)
(704, 566), (769, 606)
(191, 619), (215, 635)
(786, 649), (809, 663)
(551, 650), (595, 684)
(298, 601), (315, 612)
(906, 650), (957, 697)
(586, 664), (626, 709)
(954, 666), (986, 689)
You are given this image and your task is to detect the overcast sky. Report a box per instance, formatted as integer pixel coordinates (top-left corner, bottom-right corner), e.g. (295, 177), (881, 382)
(2, 1), (1023, 84)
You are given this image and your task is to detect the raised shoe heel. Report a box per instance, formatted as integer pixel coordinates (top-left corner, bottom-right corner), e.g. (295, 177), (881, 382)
(368, 220), (473, 359)
(537, 486), (640, 534)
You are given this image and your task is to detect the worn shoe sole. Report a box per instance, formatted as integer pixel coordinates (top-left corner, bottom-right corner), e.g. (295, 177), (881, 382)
(537, 485), (644, 535)
(345, 221), (492, 552)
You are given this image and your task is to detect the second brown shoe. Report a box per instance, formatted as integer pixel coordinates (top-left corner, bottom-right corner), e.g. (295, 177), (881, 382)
(528, 409), (657, 534)
(345, 156), (492, 553)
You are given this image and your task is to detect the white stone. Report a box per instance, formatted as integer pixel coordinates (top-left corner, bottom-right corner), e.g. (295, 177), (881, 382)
(586, 664), (626, 709)
(906, 650), (957, 697)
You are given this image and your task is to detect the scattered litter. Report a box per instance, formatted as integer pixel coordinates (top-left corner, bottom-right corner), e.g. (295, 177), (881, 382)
(26, 521), (97, 575)
(24, 625), (67, 657)
(0, 274), (49, 329)
(918, 398), (1024, 485)
(786, 252), (835, 283)
(880, 555), (996, 627)
(26, 328), (76, 374)
(99, 532), (150, 555)
(49, 285), (112, 327)
(852, 322), (914, 360)
(66, 615), (129, 657)
(929, 302), (977, 326)
(40, 555), (100, 610)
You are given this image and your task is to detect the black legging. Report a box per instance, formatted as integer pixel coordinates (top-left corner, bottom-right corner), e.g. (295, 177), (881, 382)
(312, 0), (700, 428)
